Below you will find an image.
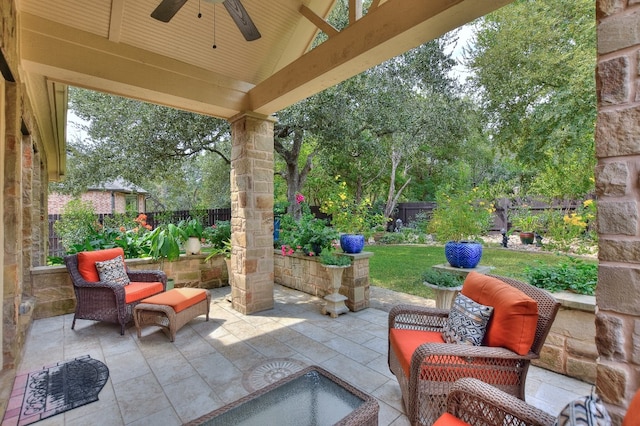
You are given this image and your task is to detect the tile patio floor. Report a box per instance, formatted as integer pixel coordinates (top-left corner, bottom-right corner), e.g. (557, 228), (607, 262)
(5, 285), (591, 425)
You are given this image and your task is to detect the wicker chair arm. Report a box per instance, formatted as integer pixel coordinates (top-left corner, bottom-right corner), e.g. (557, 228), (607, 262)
(72, 279), (127, 299)
(446, 378), (556, 426)
(127, 269), (167, 287)
(413, 342), (536, 362)
(389, 304), (450, 331)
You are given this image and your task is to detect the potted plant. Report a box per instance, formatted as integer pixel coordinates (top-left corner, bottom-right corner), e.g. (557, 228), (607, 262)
(177, 217), (204, 254)
(319, 250), (351, 318)
(511, 208), (540, 245)
(427, 185), (494, 268)
(422, 269), (464, 309)
(203, 221), (233, 284)
(278, 195), (338, 256)
(320, 178), (386, 254)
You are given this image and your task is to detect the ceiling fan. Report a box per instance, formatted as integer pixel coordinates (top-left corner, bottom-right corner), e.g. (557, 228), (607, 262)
(151, 0), (261, 41)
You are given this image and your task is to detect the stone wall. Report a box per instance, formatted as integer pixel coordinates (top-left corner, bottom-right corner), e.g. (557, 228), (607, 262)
(535, 292), (597, 384)
(595, 1), (640, 422)
(29, 254), (229, 319)
(273, 250), (373, 312)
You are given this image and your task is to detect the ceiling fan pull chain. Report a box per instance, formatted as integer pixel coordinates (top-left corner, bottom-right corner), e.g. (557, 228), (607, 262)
(198, 0), (202, 18)
(212, 4), (217, 49)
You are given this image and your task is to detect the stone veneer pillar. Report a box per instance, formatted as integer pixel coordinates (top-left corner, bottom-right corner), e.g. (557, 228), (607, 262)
(229, 112), (275, 314)
(595, 1), (640, 422)
(3, 80), (22, 369)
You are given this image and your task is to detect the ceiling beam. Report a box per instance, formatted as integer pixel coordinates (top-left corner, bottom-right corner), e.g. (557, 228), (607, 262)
(349, 0), (362, 24)
(108, 0), (125, 42)
(20, 13), (253, 119)
(299, 5), (339, 38)
(250, 0), (511, 115)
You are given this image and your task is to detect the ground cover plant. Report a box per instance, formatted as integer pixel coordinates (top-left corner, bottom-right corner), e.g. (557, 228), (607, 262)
(366, 245), (597, 299)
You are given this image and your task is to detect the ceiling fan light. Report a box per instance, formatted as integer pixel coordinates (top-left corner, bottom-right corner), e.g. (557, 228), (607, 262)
(203, 0), (225, 3)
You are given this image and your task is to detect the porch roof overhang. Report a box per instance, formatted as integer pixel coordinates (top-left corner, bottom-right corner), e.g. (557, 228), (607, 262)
(16, 0), (512, 180)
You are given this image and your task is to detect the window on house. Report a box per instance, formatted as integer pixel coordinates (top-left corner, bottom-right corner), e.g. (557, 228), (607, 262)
(125, 194), (138, 212)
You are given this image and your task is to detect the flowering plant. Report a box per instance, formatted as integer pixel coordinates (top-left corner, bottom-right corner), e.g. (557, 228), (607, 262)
(279, 193), (338, 256)
(320, 179), (386, 237)
(427, 185), (495, 242)
(510, 205), (541, 232)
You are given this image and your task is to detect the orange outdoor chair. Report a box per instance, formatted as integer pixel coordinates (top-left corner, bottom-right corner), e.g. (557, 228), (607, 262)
(64, 247), (167, 335)
(388, 272), (560, 425)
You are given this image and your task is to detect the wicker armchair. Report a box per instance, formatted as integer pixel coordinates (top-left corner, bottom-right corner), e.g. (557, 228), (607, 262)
(65, 248), (167, 335)
(388, 274), (560, 425)
(437, 378), (556, 426)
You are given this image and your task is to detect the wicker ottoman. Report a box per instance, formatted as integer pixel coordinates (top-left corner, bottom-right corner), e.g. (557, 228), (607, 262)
(134, 288), (211, 342)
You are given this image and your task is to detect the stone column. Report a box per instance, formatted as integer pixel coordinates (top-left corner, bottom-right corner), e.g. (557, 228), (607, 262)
(229, 112), (275, 314)
(3, 81), (22, 369)
(21, 136), (33, 295)
(595, 1), (640, 422)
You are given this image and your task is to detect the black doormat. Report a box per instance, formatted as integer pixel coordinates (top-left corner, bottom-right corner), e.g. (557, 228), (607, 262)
(3, 355), (109, 425)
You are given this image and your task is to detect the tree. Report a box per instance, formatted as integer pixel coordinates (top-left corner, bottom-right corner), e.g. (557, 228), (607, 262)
(53, 88), (232, 209)
(466, 0), (596, 198)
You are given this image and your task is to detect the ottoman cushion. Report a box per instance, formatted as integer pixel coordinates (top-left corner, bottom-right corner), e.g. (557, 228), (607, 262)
(141, 288), (208, 312)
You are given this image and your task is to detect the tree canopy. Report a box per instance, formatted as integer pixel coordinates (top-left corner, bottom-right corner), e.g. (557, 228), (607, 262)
(465, 0), (596, 198)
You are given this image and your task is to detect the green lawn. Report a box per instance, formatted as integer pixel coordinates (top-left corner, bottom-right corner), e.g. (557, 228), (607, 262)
(366, 245), (596, 299)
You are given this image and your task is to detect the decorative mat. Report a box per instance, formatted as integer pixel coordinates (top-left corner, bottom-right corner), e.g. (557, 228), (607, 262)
(2, 355), (109, 426)
(241, 358), (307, 392)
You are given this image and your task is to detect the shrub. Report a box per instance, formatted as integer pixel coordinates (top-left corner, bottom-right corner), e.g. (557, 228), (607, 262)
(538, 200), (597, 254)
(54, 199), (99, 251)
(203, 220), (231, 250)
(428, 185), (494, 242)
(422, 269), (463, 288)
(523, 256), (597, 295)
(378, 232), (406, 245)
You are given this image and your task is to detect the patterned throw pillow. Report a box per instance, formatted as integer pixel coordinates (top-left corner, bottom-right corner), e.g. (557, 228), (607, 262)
(442, 293), (494, 346)
(95, 256), (130, 286)
(554, 393), (611, 426)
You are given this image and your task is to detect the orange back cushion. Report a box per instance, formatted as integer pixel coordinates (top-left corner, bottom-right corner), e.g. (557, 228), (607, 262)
(461, 272), (538, 355)
(77, 248), (126, 282)
(623, 388), (640, 426)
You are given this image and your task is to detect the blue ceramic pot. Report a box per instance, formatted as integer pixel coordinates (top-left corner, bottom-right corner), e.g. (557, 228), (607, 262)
(444, 241), (483, 268)
(340, 234), (365, 254)
(273, 218), (281, 243)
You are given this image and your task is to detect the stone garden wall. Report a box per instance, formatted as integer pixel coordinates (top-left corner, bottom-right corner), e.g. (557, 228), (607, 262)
(29, 254), (229, 319)
(273, 250), (373, 312)
(535, 292), (597, 384)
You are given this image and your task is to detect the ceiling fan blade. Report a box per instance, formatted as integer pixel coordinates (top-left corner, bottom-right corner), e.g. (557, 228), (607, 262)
(222, 0), (261, 41)
(151, 0), (188, 22)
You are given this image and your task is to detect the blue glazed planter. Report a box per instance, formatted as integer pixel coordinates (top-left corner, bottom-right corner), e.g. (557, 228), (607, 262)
(340, 234), (365, 254)
(273, 218), (281, 243)
(444, 241), (483, 268)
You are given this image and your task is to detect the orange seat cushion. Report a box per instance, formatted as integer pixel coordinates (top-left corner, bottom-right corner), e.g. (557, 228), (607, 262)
(433, 413), (471, 426)
(141, 288), (208, 313)
(390, 328), (520, 386)
(77, 248), (126, 282)
(461, 272), (538, 355)
(623, 388), (640, 426)
(389, 328), (446, 377)
(124, 281), (164, 304)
